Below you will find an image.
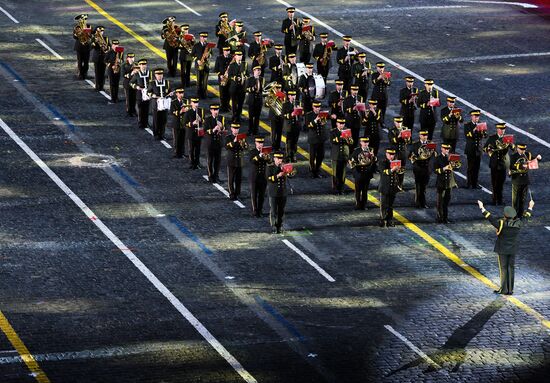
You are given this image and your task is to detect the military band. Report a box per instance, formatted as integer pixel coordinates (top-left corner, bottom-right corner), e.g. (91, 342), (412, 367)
(312, 32), (332, 83)
(227, 51), (248, 122)
(73, 14), (91, 80)
(148, 68), (172, 140)
(331, 118), (353, 194)
(249, 137), (271, 217)
(178, 24), (193, 88)
(305, 102), (328, 178)
(192, 32), (212, 99)
(464, 110), (487, 189)
(336, 35), (355, 91)
(388, 116), (411, 190)
(484, 123), (513, 205)
(245, 66), (264, 136)
(434, 143), (460, 223)
(399, 76), (418, 132)
(363, 99), (382, 156)
(379, 148), (402, 227)
(370, 62), (390, 125)
(282, 90), (302, 163)
(204, 104), (226, 183)
(440, 96), (463, 152)
(161, 16), (179, 78)
(409, 131), (435, 208)
(350, 137), (377, 210)
(122, 53), (138, 117)
(417, 79), (439, 141)
(90, 25), (109, 92)
(129, 59), (152, 130)
(214, 46), (233, 113)
(225, 123), (248, 200)
(281, 7), (299, 55)
(170, 88), (188, 158)
(104, 39), (123, 103)
(183, 98), (205, 169)
(268, 151), (290, 234)
(509, 144), (541, 216)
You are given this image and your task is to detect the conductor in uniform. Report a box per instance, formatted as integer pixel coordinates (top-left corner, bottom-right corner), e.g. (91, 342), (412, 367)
(477, 199), (535, 295)
(268, 151), (290, 234)
(249, 137), (271, 217)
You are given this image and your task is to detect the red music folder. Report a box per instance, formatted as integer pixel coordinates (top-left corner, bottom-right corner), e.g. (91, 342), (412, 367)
(282, 163), (293, 173)
(503, 134), (514, 144)
(426, 142), (437, 150)
(528, 159), (539, 170)
(207, 42), (217, 48)
(261, 146), (272, 154)
(275, 91), (286, 100)
(384, 71), (392, 79)
(236, 133), (247, 141)
(354, 103), (366, 112)
(390, 160), (401, 169)
(449, 154), (461, 162)
(319, 111), (329, 119)
(399, 129), (411, 139)
(184, 33), (194, 41)
(475, 122), (487, 132)
(115, 46), (125, 53)
(197, 128), (205, 137)
(451, 108), (462, 114)
(340, 129), (352, 138)
(327, 40), (336, 48)
(292, 107), (304, 116)
(429, 98), (441, 107)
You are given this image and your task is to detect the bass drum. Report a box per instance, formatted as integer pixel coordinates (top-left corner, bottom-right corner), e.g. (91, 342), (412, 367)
(314, 74), (326, 100)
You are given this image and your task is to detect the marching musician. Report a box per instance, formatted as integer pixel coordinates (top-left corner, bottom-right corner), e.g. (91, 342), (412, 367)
(147, 68), (172, 140)
(104, 39), (123, 103)
(349, 137), (377, 210)
(312, 32), (331, 83)
(269, 83), (285, 151)
(161, 16), (179, 77)
(282, 90), (302, 163)
(129, 59), (152, 130)
(434, 143), (460, 223)
(281, 7), (299, 55)
(379, 148), (401, 227)
(215, 12), (230, 55)
(245, 66), (264, 136)
(370, 62), (390, 126)
(282, 53), (299, 92)
(214, 46), (233, 112)
(464, 110), (487, 189)
(184, 98), (206, 170)
(204, 104), (226, 183)
(227, 21), (246, 55)
(343, 85), (364, 150)
(90, 25), (109, 92)
(440, 96), (463, 152)
(268, 151), (291, 234)
(249, 137), (272, 218)
(305, 101), (328, 178)
(248, 32), (267, 77)
(297, 63), (316, 113)
(227, 51), (248, 122)
(362, 99), (382, 156)
(399, 76), (418, 132)
(409, 131), (435, 208)
(268, 44), (285, 85)
(352, 52), (371, 101)
(509, 144), (541, 216)
(417, 78), (439, 141)
(328, 79), (347, 129)
(169, 88), (188, 159)
(192, 32), (212, 99)
(331, 118), (353, 195)
(225, 123), (248, 200)
(122, 53), (138, 117)
(178, 24), (193, 88)
(483, 123), (513, 205)
(388, 116), (411, 190)
(336, 35), (355, 91)
(298, 17), (315, 64)
(73, 14), (91, 80)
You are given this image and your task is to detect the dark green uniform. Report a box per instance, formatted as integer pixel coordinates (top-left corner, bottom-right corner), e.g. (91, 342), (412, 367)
(509, 151), (533, 216)
(399, 86), (418, 132)
(183, 107), (206, 169)
(482, 207), (533, 294)
(349, 146), (377, 209)
(440, 107), (463, 152)
(169, 97), (187, 158)
(351, 61), (371, 100)
(378, 158), (400, 227)
(388, 126), (411, 189)
(370, 72), (390, 123)
(328, 88), (347, 129)
(483, 134), (513, 205)
(267, 164), (288, 233)
(225, 134), (248, 200)
(204, 115), (226, 182)
(282, 100), (302, 162)
(362, 108), (382, 156)
(147, 78), (172, 140)
(122, 62), (137, 116)
(305, 111), (327, 177)
(249, 148), (271, 217)
(464, 121), (487, 188)
(417, 88), (439, 141)
(434, 154), (459, 223)
(409, 140), (435, 208)
(331, 128), (353, 194)
(343, 94), (364, 150)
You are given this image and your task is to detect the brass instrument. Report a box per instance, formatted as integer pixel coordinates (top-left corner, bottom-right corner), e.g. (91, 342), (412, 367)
(180, 33), (195, 54)
(256, 39), (273, 66)
(301, 23), (314, 42)
(289, 15), (301, 47)
(112, 50), (121, 74)
(263, 82), (285, 116)
(320, 41), (334, 67)
(74, 17), (91, 45)
(94, 29), (109, 54)
(510, 156), (529, 175)
(410, 143), (435, 163)
(198, 43), (213, 71)
(219, 19), (231, 39)
(220, 55), (235, 87)
(349, 149), (374, 168)
(163, 20), (180, 48)
(449, 157), (462, 169)
(495, 137), (512, 151)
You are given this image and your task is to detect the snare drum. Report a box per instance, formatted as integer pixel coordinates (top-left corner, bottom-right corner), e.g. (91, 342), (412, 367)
(157, 97), (171, 111)
(313, 74), (325, 100)
(141, 88), (150, 101)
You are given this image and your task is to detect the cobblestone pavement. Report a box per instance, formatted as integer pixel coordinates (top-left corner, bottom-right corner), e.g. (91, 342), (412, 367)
(0, 0), (549, 382)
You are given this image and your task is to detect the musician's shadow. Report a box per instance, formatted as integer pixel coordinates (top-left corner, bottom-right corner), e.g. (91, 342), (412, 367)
(387, 298), (505, 376)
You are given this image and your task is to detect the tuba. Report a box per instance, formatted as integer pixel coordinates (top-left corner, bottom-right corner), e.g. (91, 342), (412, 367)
(163, 20), (180, 48)
(74, 17), (91, 45)
(94, 29), (109, 53)
(220, 19), (231, 39)
(263, 82), (284, 116)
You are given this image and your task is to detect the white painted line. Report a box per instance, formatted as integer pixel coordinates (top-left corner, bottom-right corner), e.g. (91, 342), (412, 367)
(420, 51), (550, 65)
(454, 171), (493, 194)
(545, 226), (550, 232)
(85, 79), (95, 88)
(35, 38), (63, 59)
(282, 239), (335, 282)
(161, 140), (172, 148)
(384, 325), (441, 369)
(450, 0), (538, 9)
(0, 6), (19, 23)
(0, 117), (257, 383)
(174, 0), (202, 16)
(345, 5), (470, 12)
(202, 175), (246, 208)
(275, 0), (550, 149)
(145, 128), (154, 136)
(234, 200), (245, 208)
(99, 90), (112, 101)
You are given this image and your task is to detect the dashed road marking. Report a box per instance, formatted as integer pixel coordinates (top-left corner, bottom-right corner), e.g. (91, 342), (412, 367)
(384, 325), (441, 369)
(202, 175), (246, 208)
(174, 0), (202, 16)
(419, 51), (550, 65)
(450, 0), (539, 8)
(454, 171), (493, 194)
(35, 38), (63, 59)
(0, 116), (257, 383)
(282, 240), (335, 282)
(160, 140), (172, 148)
